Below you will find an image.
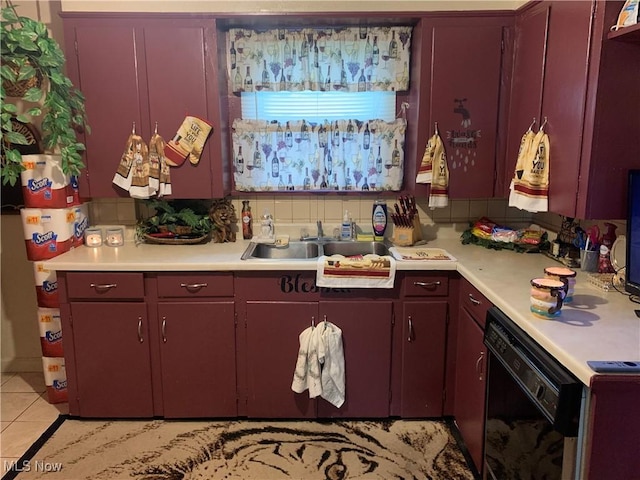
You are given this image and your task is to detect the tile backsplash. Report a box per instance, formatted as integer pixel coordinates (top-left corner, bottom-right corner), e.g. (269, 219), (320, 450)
(89, 196), (536, 230)
(85, 195), (625, 242)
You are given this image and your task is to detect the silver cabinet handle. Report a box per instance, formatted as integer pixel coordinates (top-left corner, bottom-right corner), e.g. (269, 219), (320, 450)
(162, 317), (167, 343)
(476, 351), (485, 380)
(90, 283), (117, 292)
(414, 281), (441, 289)
(180, 282), (208, 292)
(137, 317), (144, 343)
(468, 293), (482, 305)
(311, 316), (315, 328)
(408, 315), (414, 342)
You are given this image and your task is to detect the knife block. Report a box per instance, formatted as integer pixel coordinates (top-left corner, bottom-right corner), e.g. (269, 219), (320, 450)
(392, 212), (422, 246)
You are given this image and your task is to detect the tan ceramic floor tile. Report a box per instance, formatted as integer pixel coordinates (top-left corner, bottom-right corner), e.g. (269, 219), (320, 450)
(1, 373), (46, 394)
(0, 392), (41, 422)
(0, 421), (52, 457)
(15, 394), (67, 423)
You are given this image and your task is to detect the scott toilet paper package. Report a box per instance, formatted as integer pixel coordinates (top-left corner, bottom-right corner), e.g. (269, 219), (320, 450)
(20, 155), (71, 209)
(33, 262), (59, 308)
(21, 208), (73, 260)
(71, 203), (89, 248)
(42, 356), (68, 404)
(38, 308), (63, 357)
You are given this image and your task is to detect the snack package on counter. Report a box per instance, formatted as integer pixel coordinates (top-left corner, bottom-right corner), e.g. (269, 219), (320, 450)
(462, 218), (549, 253)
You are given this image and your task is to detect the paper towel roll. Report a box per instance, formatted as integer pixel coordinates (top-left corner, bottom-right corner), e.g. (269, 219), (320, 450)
(42, 356), (68, 404)
(21, 208), (73, 260)
(33, 262), (59, 308)
(20, 154), (71, 208)
(38, 307), (63, 357)
(71, 203), (90, 248)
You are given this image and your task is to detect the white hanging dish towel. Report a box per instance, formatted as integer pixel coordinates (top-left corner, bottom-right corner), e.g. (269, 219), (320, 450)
(416, 131), (438, 184)
(428, 130), (449, 209)
(316, 255), (396, 289)
(509, 127), (550, 212)
(317, 321), (345, 408)
(291, 326), (322, 399)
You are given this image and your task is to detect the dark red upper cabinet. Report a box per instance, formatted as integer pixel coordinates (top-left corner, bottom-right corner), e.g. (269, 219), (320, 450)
(62, 15), (231, 199)
(507, 1), (640, 219)
(410, 16), (511, 198)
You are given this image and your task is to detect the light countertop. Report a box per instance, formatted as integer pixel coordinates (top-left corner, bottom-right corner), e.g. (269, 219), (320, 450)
(44, 232), (640, 386)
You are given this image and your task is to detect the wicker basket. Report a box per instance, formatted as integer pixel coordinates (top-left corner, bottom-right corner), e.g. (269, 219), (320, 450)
(2, 63), (42, 98)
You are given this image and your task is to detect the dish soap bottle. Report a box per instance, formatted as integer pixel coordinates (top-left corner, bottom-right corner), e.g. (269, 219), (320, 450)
(241, 200), (252, 239)
(372, 200), (388, 241)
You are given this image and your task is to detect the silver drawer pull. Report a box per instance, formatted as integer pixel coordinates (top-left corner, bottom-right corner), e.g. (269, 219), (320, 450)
(468, 293), (482, 305)
(90, 283), (117, 292)
(137, 317), (144, 343)
(180, 282), (208, 292)
(408, 315), (414, 342)
(414, 281), (441, 288)
(162, 317), (167, 343)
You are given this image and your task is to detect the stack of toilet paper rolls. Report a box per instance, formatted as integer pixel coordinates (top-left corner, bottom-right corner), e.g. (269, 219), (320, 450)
(19, 155), (89, 404)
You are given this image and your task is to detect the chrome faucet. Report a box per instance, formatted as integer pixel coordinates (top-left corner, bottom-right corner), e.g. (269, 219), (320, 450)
(317, 220), (324, 239)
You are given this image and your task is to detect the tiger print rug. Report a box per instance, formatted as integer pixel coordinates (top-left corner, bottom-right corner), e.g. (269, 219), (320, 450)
(10, 417), (475, 480)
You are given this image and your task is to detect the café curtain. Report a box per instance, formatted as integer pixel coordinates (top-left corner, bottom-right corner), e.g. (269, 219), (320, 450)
(227, 26), (412, 93)
(232, 118), (406, 192)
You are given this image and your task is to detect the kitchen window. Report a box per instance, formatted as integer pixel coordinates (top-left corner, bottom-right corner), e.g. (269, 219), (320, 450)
(227, 26), (411, 192)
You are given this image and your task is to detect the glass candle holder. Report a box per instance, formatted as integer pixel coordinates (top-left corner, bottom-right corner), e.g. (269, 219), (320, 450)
(105, 227), (124, 247)
(84, 227), (103, 247)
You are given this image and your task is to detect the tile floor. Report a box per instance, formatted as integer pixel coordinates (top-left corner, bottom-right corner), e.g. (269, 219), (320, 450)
(1, 372), (68, 473)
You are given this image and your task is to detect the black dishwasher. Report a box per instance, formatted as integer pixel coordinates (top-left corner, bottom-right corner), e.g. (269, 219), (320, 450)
(483, 307), (584, 480)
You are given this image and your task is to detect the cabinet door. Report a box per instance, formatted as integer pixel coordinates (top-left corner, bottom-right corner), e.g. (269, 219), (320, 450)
(245, 301), (318, 418)
(143, 23), (225, 198)
(317, 301), (393, 418)
(429, 25), (504, 198)
(158, 301), (236, 418)
(400, 301), (448, 418)
(540, 1), (593, 217)
(454, 306), (487, 473)
(503, 4), (549, 196)
(68, 23), (144, 197)
(69, 302), (153, 417)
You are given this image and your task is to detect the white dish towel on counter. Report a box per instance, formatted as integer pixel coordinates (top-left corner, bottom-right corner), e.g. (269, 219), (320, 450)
(316, 255), (396, 289)
(291, 322), (345, 408)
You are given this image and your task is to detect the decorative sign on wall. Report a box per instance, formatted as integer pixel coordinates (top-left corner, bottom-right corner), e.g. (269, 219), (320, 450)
(446, 98), (481, 173)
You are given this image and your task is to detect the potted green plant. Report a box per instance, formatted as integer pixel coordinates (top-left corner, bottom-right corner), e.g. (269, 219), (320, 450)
(135, 199), (215, 244)
(1, 0), (89, 186)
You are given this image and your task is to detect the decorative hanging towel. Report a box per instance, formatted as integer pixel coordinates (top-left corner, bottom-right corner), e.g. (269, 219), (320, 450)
(428, 131), (449, 209)
(164, 115), (213, 167)
(316, 255), (396, 289)
(112, 132), (150, 198)
(416, 131), (438, 184)
(509, 128), (550, 212)
(148, 131), (172, 197)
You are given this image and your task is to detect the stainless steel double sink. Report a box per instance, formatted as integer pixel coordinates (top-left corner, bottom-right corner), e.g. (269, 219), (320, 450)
(241, 238), (389, 260)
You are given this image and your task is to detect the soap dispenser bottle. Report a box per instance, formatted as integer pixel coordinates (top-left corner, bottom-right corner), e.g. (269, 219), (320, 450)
(341, 210), (352, 240)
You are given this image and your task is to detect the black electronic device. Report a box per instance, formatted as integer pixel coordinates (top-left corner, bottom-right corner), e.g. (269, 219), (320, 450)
(626, 170), (640, 298)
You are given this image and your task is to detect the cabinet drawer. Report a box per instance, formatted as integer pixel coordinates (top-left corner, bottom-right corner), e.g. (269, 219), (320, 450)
(66, 272), (144, 300)
(157, 273), (233, 298)
(403, 274), (449, 297)
(460, 279), (491, 328)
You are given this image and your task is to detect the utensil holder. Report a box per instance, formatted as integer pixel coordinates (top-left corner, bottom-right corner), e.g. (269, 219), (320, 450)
(580, 249), (598, 272)
(392, 212), (422, 246)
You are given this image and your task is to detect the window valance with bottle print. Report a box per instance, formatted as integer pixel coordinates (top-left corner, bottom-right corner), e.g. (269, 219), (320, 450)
(232, 118), (406, 192)
(227, 26), (412, 93)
